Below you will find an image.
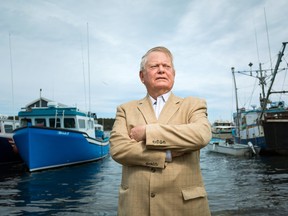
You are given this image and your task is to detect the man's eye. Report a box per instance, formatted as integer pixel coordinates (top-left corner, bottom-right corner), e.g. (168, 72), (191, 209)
(150, 65), (158, 69)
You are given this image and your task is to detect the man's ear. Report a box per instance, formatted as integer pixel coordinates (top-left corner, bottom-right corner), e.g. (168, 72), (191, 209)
(139, 71), (144, 83)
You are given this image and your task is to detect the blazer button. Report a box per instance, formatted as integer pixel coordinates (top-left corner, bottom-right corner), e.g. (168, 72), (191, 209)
(151, 192), (156, 198)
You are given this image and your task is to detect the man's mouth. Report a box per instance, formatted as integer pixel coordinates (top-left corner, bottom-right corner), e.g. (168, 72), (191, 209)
(156, 77), (166, 80)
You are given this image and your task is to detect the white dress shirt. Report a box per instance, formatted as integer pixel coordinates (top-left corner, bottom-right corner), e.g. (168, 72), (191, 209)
(149, 92), (172, 162)
(150, 92), (171, 119)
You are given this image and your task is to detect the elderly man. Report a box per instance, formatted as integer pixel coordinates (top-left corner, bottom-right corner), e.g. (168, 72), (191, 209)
(110, 46), (211, 216)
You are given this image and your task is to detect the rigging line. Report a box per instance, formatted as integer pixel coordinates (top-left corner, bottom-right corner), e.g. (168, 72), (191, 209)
(240, 78), (259, 109)
(9, 33), (15, 122)
(245, 76), (257, 108)
(279, 67), (288, 100)
(247, 77), (258, 108)
(283, 55), (288, 65)
(253, 19), (261, 64)
(263, 53), (279, 83)
(264, 8), (273, 73)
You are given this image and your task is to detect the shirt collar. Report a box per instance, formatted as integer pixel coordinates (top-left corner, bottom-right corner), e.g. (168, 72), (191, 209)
(149, 91), (171, 105)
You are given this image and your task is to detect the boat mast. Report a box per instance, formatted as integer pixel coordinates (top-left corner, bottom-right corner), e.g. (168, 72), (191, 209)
(259, 63), (266, 100)
(40, 88), (42, 107)
(87, 23), (91, 115)
(231, 67), (240, 138)
(259, 42), (287, 119)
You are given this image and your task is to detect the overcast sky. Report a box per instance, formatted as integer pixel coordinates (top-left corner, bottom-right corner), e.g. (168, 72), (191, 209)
(1, 0), (288, 123)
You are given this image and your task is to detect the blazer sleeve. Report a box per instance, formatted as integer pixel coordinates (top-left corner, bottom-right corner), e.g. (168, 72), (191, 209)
(110, 104), (167, 169)
(145, 97), (211, 151)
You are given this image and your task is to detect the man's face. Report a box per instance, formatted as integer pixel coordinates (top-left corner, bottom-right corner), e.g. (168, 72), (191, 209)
(140, 51), (175, 98)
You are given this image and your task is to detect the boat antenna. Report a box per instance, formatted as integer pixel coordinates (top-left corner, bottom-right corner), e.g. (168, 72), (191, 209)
(264, 8), (273, 72)
(9, 33), (15, 124)
(253, 18), (267, 101)
(81, 41), (87, 111)
(253, 19), (261, 64)
(87, 22), (91, 114)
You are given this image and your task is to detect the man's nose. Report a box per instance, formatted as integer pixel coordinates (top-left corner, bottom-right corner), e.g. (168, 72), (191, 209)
(158, 65), (165, 73)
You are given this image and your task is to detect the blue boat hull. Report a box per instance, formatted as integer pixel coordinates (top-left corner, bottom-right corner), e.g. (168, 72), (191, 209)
(13, 126), (110, 171)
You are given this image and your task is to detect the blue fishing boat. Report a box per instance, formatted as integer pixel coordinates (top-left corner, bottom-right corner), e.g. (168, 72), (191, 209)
(13, 102), (110, 172)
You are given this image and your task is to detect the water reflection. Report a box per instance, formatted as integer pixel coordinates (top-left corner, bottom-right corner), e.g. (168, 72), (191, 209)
(1, 150), (288, 216)
(0, 157), (120, 215)
(203, 150), (288, 216)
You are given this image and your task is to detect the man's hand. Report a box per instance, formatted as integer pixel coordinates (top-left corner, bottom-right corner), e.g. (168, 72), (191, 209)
(129, 125), (146, 142)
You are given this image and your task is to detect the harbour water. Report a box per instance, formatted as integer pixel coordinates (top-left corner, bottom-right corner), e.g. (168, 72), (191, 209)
(0, 147), (287, 216)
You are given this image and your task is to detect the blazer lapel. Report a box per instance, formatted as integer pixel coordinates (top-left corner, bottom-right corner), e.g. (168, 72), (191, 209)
(137, 95), (157, 124)
(158, 93), (182, 124)
(137, 93), (182, 124)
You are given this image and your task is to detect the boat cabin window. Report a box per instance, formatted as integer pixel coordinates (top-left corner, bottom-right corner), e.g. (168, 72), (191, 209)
(78, 119), (86, 129)
(4, 124), (13, 133)
(49, 118), (61, 128)
(20, 118), (32, 127)
(64, 118), (76, 128)
(35, 118), (46, 127)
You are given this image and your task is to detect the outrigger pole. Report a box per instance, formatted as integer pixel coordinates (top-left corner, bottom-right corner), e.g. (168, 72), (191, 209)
(259, 42), (287, 120)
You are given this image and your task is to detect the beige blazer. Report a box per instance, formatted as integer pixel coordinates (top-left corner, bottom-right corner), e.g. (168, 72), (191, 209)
(110, 93), (212, 216)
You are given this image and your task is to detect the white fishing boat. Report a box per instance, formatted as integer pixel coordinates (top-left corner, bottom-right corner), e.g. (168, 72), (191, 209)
(207, 138), (260, 156)
(211, 120), (234, 140)
(0, 115), (21, 163)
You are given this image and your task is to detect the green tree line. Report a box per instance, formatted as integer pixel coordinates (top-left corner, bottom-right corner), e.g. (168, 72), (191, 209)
(97, 118), (115, 131)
